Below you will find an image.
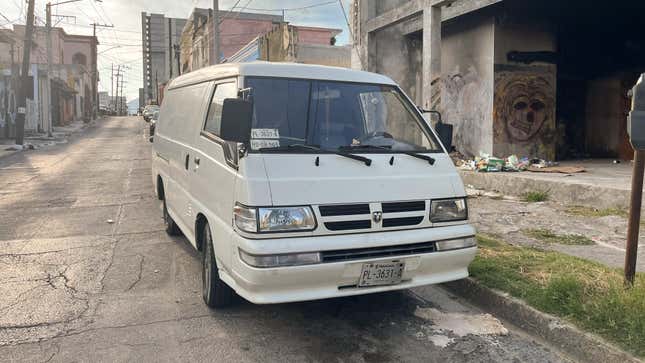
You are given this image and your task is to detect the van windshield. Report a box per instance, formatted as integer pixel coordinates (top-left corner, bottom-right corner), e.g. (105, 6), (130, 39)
(245, 77), (441, 153)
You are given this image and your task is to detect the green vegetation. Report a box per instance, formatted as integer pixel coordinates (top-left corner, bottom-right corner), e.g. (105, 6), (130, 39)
(524, 228), (595, 246)
(566, 206), (628, 218)
(471, 235), (645, 357)
(523, 190), (549, 202)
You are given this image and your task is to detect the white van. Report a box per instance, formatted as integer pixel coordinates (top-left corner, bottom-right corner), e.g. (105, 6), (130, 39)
(152, 62), (476, 308)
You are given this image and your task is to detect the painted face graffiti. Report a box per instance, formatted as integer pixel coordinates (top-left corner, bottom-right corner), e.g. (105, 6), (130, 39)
(495, 74), (554, 142)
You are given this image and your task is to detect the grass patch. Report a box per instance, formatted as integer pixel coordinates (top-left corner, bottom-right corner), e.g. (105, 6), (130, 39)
(523, 190), (549, 202)
(524, 228), (595, 246)
(566, 206), (628, 218)
(471, 234), (645, 357)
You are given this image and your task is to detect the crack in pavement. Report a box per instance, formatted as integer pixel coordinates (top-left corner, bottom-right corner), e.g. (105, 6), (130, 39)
(125, 254), (144, 292)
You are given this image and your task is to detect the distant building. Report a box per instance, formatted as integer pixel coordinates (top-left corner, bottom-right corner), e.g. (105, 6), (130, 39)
(141, 13), (186, 106)
(0, 25), (97, 138)
(228, 23), (350, 68)
(179, 8), (283, 74)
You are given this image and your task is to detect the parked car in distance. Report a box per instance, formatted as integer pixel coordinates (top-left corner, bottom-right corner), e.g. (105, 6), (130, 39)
(151, 62), (476, 309)
(149, 110), (159, 137)
(143, 105), (159, 122)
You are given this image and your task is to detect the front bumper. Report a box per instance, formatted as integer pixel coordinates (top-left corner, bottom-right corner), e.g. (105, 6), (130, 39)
(220, 224), (477, 304)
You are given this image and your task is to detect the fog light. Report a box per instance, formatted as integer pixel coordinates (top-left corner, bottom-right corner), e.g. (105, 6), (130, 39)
(239, 249), (321, 268)
(435, 237), (476, 251)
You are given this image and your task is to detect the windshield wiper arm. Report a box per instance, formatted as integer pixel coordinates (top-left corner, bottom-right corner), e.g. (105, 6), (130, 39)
(401, 151), (435, 165)
(260, 144), (372, 166)
(340, 145), (435, 165)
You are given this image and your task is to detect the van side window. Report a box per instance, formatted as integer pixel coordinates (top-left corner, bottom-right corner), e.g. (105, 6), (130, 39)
(204, 82), (237, 136)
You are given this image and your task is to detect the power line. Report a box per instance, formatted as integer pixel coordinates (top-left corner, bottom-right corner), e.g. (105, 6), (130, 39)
(244, 0), (337, 12)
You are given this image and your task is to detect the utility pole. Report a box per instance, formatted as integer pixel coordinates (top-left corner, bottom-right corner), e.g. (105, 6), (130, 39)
(110, 63), (114, 113)
(115, 64), (121, 115)
(212, 0), (220, 65)
(45, 3), (53, 137)
(15, 0), (36, 145)
(91, 22), (113, 119)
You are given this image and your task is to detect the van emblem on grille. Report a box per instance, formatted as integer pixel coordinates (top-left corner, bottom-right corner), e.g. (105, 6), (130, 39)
(372, 211), (383, 223)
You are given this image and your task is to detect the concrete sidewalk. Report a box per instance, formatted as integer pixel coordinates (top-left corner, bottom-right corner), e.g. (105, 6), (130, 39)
(0, 120), (91, 159)
(460, 159), (639, 209)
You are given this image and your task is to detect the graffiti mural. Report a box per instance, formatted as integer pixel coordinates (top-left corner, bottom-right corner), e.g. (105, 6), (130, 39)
(494, 66), (556, 159)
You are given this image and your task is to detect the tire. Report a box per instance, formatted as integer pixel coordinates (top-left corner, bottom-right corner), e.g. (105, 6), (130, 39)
(202, 222), (234, 308)
(162, 198), (181, 236)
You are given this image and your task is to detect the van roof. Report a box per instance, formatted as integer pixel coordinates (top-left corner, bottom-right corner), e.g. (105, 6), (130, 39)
(167, 62), (397, 90)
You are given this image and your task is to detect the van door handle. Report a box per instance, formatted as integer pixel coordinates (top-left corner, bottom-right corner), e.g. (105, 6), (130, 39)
(185, 154), (190, 170)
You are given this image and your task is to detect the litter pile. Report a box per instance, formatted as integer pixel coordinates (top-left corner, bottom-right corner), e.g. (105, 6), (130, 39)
(452, 152), (585, 174)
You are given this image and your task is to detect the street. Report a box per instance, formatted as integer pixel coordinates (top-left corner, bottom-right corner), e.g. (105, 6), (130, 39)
(0, 117), (567, 362)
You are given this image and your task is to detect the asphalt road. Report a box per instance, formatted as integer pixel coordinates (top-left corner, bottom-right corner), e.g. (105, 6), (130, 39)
(0, 117), (568, 362)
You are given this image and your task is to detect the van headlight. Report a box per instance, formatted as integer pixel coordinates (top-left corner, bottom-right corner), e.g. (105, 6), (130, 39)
(234, 205), (316, 233)
(430, 198), (468, 222)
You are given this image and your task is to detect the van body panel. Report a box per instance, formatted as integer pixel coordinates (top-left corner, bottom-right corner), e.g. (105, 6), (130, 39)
(258, 153), (459, 206)
(235, 156), (273, 206)
(191, 80), (240, 264)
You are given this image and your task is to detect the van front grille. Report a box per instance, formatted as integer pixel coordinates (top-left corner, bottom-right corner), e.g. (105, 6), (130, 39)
(318, 200), (429, 232)
(321, 241), (436, 262)
(382, 216), (424, 228)
(324, 220), (371, 231)
(382, 201), (425, 213)
(319, 204), (370, 217)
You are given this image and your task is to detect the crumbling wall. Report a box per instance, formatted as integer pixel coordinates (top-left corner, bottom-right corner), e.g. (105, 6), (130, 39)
(492, 17), (557, 160)
(441, 14), (495, 157)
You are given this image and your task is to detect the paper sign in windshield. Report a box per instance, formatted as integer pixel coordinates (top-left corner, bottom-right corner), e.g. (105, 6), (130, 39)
(251, 139), (280, 150)
(251, 129), (280, 139)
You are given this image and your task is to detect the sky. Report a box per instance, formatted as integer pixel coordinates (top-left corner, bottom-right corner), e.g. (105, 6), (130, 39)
(0, 0), (352, 102)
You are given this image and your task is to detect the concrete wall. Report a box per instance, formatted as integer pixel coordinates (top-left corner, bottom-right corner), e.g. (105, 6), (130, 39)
(492, 18), (557, 159)
(295, 44), (351, 68)
(441, 13), (495, 156)
(375, 0), (412, 17)
(585, 75), (633, 159)
(372, 17), (423, 103)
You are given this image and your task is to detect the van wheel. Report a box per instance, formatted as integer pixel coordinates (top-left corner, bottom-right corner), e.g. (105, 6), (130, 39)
(162, 198), (181, 236)
(202, 222), (233, 308)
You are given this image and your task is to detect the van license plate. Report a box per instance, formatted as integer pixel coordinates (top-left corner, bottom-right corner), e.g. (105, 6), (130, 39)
(358, 261), (405, 287)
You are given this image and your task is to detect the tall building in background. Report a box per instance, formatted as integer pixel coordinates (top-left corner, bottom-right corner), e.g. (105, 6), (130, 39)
(141, 13), (186, 106)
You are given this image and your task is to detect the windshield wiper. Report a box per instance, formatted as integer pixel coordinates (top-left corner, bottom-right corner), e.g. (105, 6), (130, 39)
(402, 151), (435, 165)
(340, 145), (435, 165)
(260, 144), (372, 166)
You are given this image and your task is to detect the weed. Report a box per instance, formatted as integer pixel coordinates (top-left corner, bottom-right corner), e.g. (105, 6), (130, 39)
(566, 206), (628, 218)
(524, 228), (595, 246)
(523, 190), (549, 202)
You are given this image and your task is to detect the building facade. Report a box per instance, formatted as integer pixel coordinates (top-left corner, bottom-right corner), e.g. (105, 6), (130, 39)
(0, 25), (97, 138)
(141, 13), (187, 106)
(179, 9), (283, 74)
(228, 23), (350, 68)
(352, 0), (645, 160)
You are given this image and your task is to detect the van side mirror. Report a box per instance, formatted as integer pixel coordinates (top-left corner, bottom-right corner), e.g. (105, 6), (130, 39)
(628, 74), (645, 150)
(418, 107), (453, 152)
(220, 98), (253, 144)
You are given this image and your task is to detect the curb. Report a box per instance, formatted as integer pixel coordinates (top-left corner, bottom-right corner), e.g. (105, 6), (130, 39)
(442, 278), (642, 363)
(458, 170), (632, 209)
